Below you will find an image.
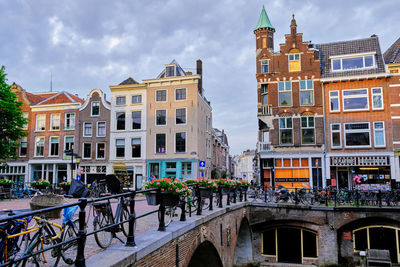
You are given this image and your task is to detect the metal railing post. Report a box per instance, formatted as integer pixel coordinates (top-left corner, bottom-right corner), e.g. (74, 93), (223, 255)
(356, 189), (360, 208)
(188, 193), (192, 217)
(325, 188), (328, 207)
(295, 188), (299, 205)
(196, 186), (202, 215)
(209, 191), (213, 211)
(378, 190), (382, 207)
(244, 189), (247, 202)
(239, 189), (243, 202)
(180, 197), (186, 221)
(75, 198), (87, 267)
(227, 189), (231, 206)
(218, 186), (223, 208)
(126, 191), (136, 247)
(158, 190), (166, 231)
(233, 189), (237, 204)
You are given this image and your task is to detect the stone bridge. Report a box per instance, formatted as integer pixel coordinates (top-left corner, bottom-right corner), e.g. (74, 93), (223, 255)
(87, 202), (400, 267)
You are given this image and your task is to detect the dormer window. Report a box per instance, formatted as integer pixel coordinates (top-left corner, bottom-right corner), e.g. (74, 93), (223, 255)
(166, 65), (176, 77)
(288, 51), (301, 72)
(331, 53), (375, 72)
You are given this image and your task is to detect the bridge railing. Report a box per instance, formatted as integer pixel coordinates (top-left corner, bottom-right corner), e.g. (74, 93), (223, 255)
(0, 185), (249, 267)
(248, 186), (400, 207)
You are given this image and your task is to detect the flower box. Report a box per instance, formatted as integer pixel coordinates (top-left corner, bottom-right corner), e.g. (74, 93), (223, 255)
(145, 192), (160, 206)
(199, 187), (213, 198)
(160, 192), (179, 206)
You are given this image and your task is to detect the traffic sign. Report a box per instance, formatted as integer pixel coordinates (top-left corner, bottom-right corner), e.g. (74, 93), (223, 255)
(199, 161), (206, 169)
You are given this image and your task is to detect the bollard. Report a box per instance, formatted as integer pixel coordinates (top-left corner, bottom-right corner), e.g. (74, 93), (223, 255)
(126, 192), (136, 247)
(158, 190), (166, 231)
(218, 186), (223, 208)
(75, 198), (87, 267)
(196, 186), (202, 215)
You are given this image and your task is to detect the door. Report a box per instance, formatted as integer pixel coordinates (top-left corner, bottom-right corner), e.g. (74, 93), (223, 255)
(135, 174), (143, 190)
(369, 227), (397, 263)
(277, 228), (302, 263)
(338, 171), (348, 189)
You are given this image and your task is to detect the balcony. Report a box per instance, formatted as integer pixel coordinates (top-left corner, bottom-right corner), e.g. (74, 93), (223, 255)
(258, 105), (273, 116)
(257, 141), (272, 152)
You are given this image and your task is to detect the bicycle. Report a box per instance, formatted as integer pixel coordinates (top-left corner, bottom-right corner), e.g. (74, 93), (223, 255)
(11, 184), (37, 199)
(92, 195), (135, 249)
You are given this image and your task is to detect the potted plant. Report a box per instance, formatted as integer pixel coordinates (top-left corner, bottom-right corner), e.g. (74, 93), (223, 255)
(0, 178), (14, 189)
(196, 178), (217, 198)
(215, 179), (230, 195)
(239, 180), (251, 192)
(30, 179), (50, 190)
(59, 181), (71, 194)
(143, 178), (189, 206)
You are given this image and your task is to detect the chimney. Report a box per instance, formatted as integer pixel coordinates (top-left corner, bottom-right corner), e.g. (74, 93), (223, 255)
(196, 59), (203, 95)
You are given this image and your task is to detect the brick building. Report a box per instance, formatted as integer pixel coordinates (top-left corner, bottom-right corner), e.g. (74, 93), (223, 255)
(318, 36), (394, 189)
(212, 128), (229, 178)
(255, 8), (324, 189)
(79, 88), (110, 184)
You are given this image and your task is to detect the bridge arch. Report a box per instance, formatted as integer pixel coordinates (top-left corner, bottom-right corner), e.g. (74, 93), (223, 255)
(233, 218), (253, 265)
(187, 241), (222, 267)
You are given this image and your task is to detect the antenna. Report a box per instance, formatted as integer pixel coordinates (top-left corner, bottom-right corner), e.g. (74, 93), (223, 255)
(50, 72), (53, 92)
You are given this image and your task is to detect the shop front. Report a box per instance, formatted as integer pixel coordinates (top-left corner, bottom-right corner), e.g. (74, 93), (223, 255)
(328, 155), (394, 190)
(147, 159), (197, 180)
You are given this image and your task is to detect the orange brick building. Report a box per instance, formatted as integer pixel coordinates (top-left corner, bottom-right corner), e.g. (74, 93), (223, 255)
(255, 8), (324, 189)
(318, 36), (394, 189)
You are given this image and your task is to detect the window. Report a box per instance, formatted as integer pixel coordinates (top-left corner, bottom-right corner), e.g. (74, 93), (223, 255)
(91, 102), (100, 116)
(329, 91), (340, 112)
(116, 139), (125, 157)
(132, 95), (142, 104)
(166, 65), (176, 77)
(19, 137), (27, 156)
(331, 54), (375, 71)
(344, 122), (370, 147)
(156, 133), (166, 153)
(156, 110), (166, 125)
(65, 136), (74, 151)
(49, 137), (59, 156)
(374, 122), (385, 147)
(301, 117), (315, 144)
(116, 112), (125, 130)
(182, 162), (192, 179)
(65, 113), (75, 130)
(175, 88), (186, 100)
(279, 117), (293, 145)
(343, 89), (369, 111)
(84, 122), (92, 137)
(331, 124), (341, 148)
(96, 143), (105, 159)
(176, 108), (186, 124)
(372, 88), (383, 110)
(300, 80), (314, 106)
(22, 113), (28, 130)
(36, 114), (46, 131)
(288, 53), (300, 72)
(156, 90), (167, 102)
(35, 137), (45, 156)
(97, 122), (106, 137)
(132, 111), (141, 130)
(116, 96), (126, 105)
(50, 114), (60, 130)
(131, 138), (141, 158)
(261, 60), (269, 73)
(261, 84), (268, 105)
(83, 143), (91, 159)
(175, 132), (186, 153)
(278, 81), (292, 106)
(206, 116), (210, 132)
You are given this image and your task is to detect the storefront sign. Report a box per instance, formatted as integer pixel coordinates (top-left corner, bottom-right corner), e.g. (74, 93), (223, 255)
(331, 156), (389, 166)
(275, 178), (309, 182)
(343, 231), (352, 240)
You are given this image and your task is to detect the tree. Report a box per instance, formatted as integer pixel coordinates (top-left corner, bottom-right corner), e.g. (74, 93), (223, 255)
(0, 66), (27, 161)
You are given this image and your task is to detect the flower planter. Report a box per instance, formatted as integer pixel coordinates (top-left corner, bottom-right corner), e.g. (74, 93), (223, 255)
(199, 187), (213, 198)
(145, 191), (160, 206)
(34, 185), (48, 191)
(160, 193), (179, 206)
(220, 186), (229, 195)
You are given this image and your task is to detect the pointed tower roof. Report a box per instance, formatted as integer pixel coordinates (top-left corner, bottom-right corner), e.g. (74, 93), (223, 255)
(254, 6), (274, 31)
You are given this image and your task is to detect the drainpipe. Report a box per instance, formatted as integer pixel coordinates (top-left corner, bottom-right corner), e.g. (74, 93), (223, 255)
(322, 82), (327, 188)
(78, 121), (81, 157)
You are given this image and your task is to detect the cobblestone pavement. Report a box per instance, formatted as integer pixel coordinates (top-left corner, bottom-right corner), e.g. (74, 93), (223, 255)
(0, 194), (161, 266)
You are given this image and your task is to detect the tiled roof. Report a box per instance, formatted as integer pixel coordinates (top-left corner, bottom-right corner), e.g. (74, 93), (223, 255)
(25, 92), (45, 105)
(119, 77), (139, 85)
(34, 92), (58, 99)
(317, 36), (386, 78)
(36, 91), (84, 105)
(384, 37), (400, 64)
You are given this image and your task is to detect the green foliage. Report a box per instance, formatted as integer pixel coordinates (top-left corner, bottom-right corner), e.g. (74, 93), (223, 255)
(221, 171), (227, 178)
(211, 169), (219, 179)
(0, 178), (14, 185)
(0, 66), (27, 161)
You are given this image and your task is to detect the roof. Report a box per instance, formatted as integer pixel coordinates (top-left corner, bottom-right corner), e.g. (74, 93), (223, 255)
(25, 92), (45, 105)
(254, 6), (274, 31)
(36, 91), (84, 105)
(156, 59), (187, 78)
(384, 36), (400, 64)
(317, 36), (386, 78)
(119, 77), (139, 85)
(34, 92), (58, 99)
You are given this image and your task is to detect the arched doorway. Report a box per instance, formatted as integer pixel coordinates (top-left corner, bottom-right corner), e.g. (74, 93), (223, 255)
(234, 218), (253, 265)
(188, 241), (222, 267)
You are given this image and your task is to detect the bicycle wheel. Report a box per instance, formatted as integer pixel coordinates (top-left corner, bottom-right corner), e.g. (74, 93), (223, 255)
(59, 219), (79, 265)
(93, 212), (113, 249)
(121, 208), (136, 237)
(21, 234), (42, 267)
(201, 198), (210, 210)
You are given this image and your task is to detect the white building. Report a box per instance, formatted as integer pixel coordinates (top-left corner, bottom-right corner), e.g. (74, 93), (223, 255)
(233, 149), (256, 183)
(109, 78), (147, 189)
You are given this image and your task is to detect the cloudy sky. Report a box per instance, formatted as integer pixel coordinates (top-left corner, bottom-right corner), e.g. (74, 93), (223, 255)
(1, 0), (399, 155)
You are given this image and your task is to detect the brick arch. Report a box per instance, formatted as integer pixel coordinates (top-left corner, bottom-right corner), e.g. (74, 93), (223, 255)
(186, 240), (222, 267)
(253, 218), (321, 233)
(233, 217), (253, 265)
(336, 216), (400, 232)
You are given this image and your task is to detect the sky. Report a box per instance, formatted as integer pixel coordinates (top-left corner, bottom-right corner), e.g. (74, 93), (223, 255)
(1, 0), (399, 155)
